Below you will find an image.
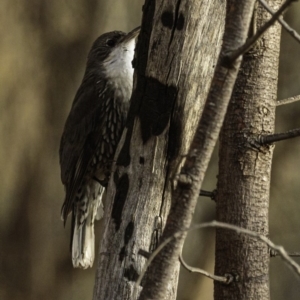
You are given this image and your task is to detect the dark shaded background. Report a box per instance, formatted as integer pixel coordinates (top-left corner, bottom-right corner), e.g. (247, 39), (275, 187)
(1, 1), (300, 299)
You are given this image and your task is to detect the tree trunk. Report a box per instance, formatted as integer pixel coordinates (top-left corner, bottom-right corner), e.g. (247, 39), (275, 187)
(215, 1), (283, 299)
(93, 0), (225, 299)
(139, 0), (256, 298)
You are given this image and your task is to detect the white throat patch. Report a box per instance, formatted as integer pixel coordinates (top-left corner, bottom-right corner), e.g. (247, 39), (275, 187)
(103, 38), (136, 90)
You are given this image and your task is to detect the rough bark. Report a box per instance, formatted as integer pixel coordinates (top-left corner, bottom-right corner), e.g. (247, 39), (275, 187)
(92, 1), (224, 300)
(215, 1), (283, 299)
(138, 0), (257, 299)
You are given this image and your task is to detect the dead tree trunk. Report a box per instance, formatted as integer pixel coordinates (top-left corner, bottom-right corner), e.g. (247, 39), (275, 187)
(93, 1), (225, 299)
(215, 1), (283, 299)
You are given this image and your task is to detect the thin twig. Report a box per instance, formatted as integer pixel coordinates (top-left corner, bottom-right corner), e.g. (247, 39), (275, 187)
(227, 0), (296, 63)
(270, 249), (300, 258)
(134, 221), (300, 296)
(288, 253), (300, 257)
(200, 222), (300, 277)
(179, 253), (234, 284)
(277, 95), (300, 106)
(138, 249), (151, 259)
(259, 0), (300, 44)
(200, 189), (217, 200)
(258, 128), (300, 144)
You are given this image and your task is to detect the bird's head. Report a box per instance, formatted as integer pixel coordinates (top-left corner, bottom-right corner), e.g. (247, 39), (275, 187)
(87, 27), (140, 80)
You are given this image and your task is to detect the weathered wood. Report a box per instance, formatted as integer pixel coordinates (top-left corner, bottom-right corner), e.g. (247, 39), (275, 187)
(93, 0), (225, 299)
(215, 1), (283, 299)
(138, 0), (257, 299)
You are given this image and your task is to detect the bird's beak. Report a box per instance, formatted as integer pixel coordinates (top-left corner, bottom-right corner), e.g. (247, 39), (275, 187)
(120, 26), (141, 44)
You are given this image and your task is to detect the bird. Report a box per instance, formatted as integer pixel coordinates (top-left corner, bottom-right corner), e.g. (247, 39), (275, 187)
(59, 27), (140, 269)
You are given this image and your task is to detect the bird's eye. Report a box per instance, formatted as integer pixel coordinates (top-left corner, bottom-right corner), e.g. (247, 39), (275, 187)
(106, 39), (116, 47)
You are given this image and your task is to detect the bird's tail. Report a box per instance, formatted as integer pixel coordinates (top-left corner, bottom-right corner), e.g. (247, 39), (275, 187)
(71, 185), (105, 269)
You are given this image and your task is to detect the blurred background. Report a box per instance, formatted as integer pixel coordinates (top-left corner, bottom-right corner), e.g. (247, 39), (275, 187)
(1, 1), (300, 299)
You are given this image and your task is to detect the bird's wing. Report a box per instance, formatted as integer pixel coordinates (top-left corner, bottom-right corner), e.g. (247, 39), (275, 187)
(59, 77), (108, 222)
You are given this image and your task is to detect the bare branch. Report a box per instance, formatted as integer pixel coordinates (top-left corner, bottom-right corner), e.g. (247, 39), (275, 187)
(204, 221), (300, 277)
(200, 189), (217, 200)
(287, 253), (300, 257)
(258, 128), (300, 144)
(226, 0), (296, 63)
(259, 0), (300, 44)
(277, 95), (300, 106)
(179, 253), (233, 284)
(270, 250), (300, 258)
(134, 221), (300, 296)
